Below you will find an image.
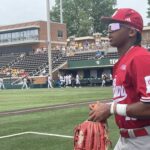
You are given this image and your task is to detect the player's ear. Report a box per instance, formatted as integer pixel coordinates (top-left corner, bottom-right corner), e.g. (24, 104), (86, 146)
(129, 28), (137, 38)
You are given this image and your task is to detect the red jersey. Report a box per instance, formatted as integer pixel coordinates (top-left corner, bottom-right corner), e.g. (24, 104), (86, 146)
(113, 46), (150, 129)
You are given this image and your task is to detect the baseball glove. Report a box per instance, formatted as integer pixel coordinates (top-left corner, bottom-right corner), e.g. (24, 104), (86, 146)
(74, 120), (111, 150)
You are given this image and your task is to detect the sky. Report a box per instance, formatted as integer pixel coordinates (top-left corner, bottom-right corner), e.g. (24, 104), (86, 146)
(0, 0), (149, 26)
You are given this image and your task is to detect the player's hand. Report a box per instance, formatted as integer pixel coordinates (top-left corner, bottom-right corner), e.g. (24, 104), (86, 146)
(88, 101), (111, 122)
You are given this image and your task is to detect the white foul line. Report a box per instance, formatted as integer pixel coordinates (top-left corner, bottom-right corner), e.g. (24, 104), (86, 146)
(29, 131), (73, 138)
(0, 131), (73, 139)
(0, 132), (29, 139)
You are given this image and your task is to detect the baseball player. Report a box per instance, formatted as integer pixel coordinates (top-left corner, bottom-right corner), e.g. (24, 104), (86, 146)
(75, 74), (81, 88)
(65, 75), (69, 87)
(59, 74), (65, 87)
(101, 73), (106, 87)
(47, 75), (53, 88)
(88, 8), (150, 150)
(0, 77), (5, 89)
(22, 77), (28, 89)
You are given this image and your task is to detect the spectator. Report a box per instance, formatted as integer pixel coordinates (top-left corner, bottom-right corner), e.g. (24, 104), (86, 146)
(95, 50), (102, 59)
(62, 46), (66, 56)
(42, 68), (46, 76)
(95, 50), (104, 60)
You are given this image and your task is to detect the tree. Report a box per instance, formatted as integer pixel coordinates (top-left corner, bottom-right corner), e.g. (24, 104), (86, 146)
(51, 0), (92, 36)
(148, 0), (150, 18)
(90, 0), (116, 34)
(50, 0), (116, 37)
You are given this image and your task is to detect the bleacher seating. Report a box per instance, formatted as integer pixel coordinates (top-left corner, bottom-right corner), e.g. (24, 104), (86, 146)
(0, 54), (18, 68)
(0, 47), (119, 79)
(105, 52), (119, 58)
(10, 50), (67, 76)
(68, 51), (119, 61)
(12, 53), (48, 73)
(68, 52), (96, 61)
(0, 46), (32, 55)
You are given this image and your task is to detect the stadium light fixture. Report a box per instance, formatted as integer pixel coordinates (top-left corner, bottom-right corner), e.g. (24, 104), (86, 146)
(46, 0), (52, 77)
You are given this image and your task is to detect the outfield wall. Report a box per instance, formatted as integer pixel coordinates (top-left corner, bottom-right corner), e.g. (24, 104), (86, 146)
(68, 58), (118, 69)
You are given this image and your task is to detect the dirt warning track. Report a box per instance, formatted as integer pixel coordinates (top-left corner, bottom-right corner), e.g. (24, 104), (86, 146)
(0, 99), (112, 117)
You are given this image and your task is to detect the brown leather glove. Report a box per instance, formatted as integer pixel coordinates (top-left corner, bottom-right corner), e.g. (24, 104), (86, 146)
(74, 120), (111, 150)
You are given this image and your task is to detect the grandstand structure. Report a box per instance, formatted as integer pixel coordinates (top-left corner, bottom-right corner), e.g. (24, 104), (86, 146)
(142, 26), (150, 48)
(0, 20), (67, 53)
(0, 21), (150, 88)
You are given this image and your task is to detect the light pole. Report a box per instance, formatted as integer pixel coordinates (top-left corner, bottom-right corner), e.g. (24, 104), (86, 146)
(60, 0), (63, 23)
(46, 0), (52, 77)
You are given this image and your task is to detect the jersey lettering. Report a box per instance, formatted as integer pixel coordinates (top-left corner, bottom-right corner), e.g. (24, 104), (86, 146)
(113, 78), (127, 102)
(144, 76), (150, 93)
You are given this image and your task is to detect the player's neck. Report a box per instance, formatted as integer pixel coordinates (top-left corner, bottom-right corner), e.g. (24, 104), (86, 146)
(117, 42), (135, 57)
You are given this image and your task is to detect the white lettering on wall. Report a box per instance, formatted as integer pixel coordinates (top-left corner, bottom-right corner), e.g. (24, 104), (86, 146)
(110, 59), (118, 65)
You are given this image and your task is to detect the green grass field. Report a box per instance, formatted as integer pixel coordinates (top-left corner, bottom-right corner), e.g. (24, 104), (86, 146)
(0, 87), (119, 150)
